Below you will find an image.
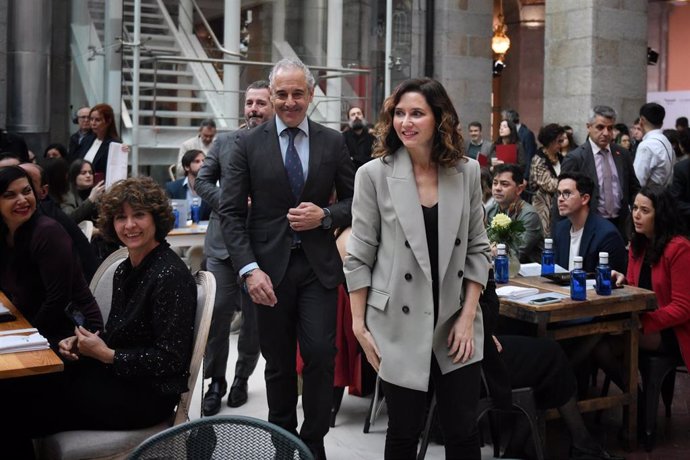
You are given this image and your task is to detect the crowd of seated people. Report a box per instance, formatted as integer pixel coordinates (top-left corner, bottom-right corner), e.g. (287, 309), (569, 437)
(3, 83), (690, 460)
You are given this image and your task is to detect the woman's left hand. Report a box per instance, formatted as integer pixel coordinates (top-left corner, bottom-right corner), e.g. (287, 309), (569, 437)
(75, 326), (115, 364)
(447, 312), (475, 364)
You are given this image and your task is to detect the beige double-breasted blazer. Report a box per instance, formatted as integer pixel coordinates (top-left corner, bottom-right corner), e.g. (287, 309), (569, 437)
(344, 148), (491, 391)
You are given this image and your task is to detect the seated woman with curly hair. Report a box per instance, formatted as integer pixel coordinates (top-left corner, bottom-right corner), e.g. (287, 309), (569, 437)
(1, 177), (197, 459)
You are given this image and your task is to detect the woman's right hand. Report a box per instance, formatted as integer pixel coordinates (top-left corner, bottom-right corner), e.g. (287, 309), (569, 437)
(88, 180), (106, 202)
(353, 324), (381, 372)
(611, 270), (626, 287)
(58, 336), (79, 361)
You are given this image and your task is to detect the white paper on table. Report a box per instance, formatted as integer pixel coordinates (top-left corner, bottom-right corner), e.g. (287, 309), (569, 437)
(0, 332), (49, 354)
(105, 142), (128, 189)
(495, 286), (540, 299)
(519, 263), (569, 277)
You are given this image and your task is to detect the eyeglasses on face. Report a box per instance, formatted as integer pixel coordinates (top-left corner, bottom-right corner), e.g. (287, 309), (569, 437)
(556, 190), (577, 199)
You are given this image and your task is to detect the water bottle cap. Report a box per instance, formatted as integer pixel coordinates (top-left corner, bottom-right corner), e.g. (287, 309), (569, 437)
(497, 243), (506, 255)
(544, 238), (553, 249)
(599, 252), (609, 258)
(574, 256), (583, 262)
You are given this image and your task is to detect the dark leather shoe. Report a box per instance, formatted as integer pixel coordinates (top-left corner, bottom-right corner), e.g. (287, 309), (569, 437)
(305, 441), (327, 460)
(202, 380), (227, 416)
(228, 377), (248, 408)
(570, 444), (625, 460)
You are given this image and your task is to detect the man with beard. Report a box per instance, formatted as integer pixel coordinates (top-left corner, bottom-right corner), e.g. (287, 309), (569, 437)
(176, 118), (217, 178)
(343, 106), (374, 169)
(195, 80), (274, 415)
(165, 149), (212, 221)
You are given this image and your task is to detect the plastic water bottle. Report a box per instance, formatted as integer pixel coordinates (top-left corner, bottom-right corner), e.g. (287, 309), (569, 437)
(570, 256), (587, 301)
(596, 252), (612, 296)
(172, 203), (180, 229)
(191, 197), (201, 224)
(541, 238), (555, 275)
(495, 243), (509, 284)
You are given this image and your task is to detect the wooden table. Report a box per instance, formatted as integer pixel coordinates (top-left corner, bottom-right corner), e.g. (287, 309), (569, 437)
(167, 221), (208, 248)
(499, 276), (657, 449)
(0, 292), (64, 379)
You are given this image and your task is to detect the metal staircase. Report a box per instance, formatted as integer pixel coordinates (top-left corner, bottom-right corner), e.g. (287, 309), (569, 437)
(119, 0), (229, 166)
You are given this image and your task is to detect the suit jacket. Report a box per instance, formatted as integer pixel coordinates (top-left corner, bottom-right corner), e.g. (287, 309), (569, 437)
(463, 139), (492, 162)
(560, 141), (640, 224)
(518, 124), (537, 177)
(196, 131), (236, 260)
(344, 149), (491, 391)
(218, 117), (355, 288)
(553, 211), (627, 273)
(670, 157), (690, 220)
(164, 178), (211, 221)
(630, 237), (690, 370)
(71, 132), (118, 176)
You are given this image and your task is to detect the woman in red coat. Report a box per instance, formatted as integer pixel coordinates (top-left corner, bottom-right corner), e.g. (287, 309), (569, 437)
(603, 185), (690, 378)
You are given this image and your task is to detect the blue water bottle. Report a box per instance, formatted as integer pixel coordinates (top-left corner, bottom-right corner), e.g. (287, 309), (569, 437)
(190, 197), (201, 224)
(596, 252), (612, 296)
(172, 203), (180, 229)
(495, 243), (509, 284)
(570, 256), (587, 301)
(541, 238), (555, 275)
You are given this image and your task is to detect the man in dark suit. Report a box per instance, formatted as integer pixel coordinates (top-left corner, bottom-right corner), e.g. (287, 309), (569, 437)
(165, 149), (211, 221)
(670, 130), (690, 221)
(68, 106), (92, 158)
(502, 109), (537, 179)
(218, 58), (355, 459)
(195, 80), (273, 415)
(560, 105), (640, 240)
(553, 172), (627, 273)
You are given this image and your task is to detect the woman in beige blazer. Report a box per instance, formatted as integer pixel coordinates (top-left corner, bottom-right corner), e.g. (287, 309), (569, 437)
(344, 78), (491, 459)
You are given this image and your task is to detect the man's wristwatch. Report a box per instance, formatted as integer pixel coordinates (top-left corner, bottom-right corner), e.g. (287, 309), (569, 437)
(240, 269), (256, 290)
(321, 207), (333, 230)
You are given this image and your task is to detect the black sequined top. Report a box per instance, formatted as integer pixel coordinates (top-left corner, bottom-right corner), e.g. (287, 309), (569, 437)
(102, 242), (197, 395)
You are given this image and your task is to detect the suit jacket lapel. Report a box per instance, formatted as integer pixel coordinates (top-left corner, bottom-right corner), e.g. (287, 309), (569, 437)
(583, 142), (600, 205)
(438, 164), (463, 283)
(580, 212), (596, 260)
(387, 149), (432, 281)
(302, 119), (322, 199)
(263, 119), (294, 200)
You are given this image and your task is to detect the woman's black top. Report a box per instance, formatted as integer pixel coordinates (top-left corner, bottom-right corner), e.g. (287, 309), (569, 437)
(103, 242), (197, 395)
(422, 203), (439, 322)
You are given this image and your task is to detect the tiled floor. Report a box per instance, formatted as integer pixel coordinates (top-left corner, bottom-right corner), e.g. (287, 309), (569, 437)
(191, 334), (690, 459)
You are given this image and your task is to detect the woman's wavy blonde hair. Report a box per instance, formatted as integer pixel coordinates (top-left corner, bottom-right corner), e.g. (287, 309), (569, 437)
(97, 177), (174, 244)
(371, 78), (464, 167)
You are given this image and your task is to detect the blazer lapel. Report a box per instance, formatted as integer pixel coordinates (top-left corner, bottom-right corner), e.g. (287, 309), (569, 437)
(438, 164), (464, 283)
(580, 212), (596, 260)
(387, 149), (432, 282)
(263, 120), (295, 201)
(302, 118), (322, 199)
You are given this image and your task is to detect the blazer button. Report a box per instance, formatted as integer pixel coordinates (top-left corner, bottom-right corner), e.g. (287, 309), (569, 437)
(455, 238), (461, 246)
(402, 305), (410, 314)
(404, 273), (412, 281)
(458, 270), (464, 278)
(404, 240), (410, 248)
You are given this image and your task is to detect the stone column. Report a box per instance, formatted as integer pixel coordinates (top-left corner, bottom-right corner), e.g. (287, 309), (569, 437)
(543, 0), (648, 142)
(433, 0), (493, 133)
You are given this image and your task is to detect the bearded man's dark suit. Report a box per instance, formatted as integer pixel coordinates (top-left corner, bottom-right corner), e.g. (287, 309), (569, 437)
(218, 116), (355, 445)
(559, 140), (640, 238)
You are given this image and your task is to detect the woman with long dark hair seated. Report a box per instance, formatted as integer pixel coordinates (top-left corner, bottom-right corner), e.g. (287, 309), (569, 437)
(0, 166), (102, 345)
(1, 177), (197, 459)
(60, 159), (105, 224)
(596, 185), (690, 386)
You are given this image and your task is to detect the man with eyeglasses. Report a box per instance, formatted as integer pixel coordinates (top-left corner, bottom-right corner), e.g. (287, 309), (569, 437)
(553, 172), (627, 273)
(561, 105), (640, 240)
(68, 106), (92, 158)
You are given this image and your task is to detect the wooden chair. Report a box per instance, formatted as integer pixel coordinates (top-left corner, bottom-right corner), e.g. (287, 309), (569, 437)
(33, 268), (216, 460)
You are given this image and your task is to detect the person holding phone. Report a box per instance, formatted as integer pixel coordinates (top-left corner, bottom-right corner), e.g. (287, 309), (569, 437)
(0, 176), (197, 459)
(0, 166), (103, 346)
(60, 159), (105, 224)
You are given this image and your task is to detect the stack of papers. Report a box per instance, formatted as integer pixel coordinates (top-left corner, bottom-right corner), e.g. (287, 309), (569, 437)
(518, 263), (569, 277)
(495, 286), (539, 299)
(0, 329), (50, 354)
